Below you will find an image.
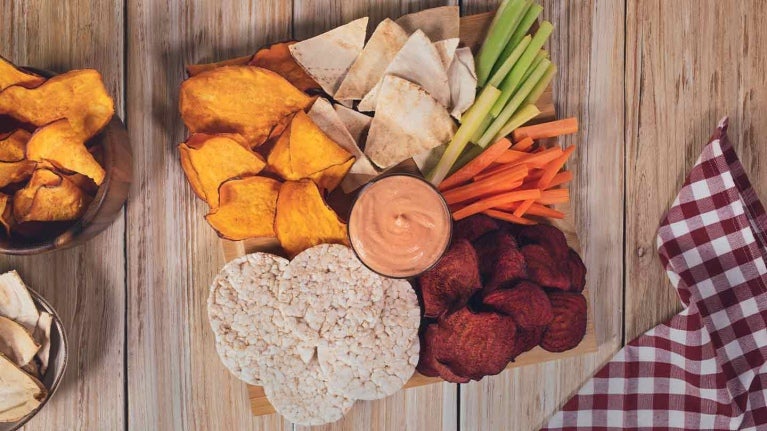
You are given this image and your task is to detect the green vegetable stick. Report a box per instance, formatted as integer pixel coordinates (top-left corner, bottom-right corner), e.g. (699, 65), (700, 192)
(490, 21), (553, 116)
(427, 86), (502, 185)
(519, 50), (548, 86)
(478, 58), (551, 147)
(487, 36), (531, 88)
(470, 115), (494, 144)
(504, 3), (543, 56)
(523, 63), (557, 106)
(493, 104), (541, 142)
(487, 0), (533, 77)
(476, 0), (527, 87)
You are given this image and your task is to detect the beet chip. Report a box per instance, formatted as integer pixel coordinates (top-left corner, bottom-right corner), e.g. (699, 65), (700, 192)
(520, 244), (570, 291)
(453, 214), (498, 242)
(417, 325), (470, 383)
(567, 248), (587, 293)
(540, 292), (587, 352)
(474, 231), (527, 293)
(417, 239), (481, 318)
(432, 308), (517, 380)
(516, 224), (569, 261)
(483, 281), (553, 329)
(508, 326), (545, 361)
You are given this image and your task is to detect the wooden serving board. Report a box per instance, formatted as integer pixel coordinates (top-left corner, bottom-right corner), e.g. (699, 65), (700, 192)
(217, 11), (597, 417)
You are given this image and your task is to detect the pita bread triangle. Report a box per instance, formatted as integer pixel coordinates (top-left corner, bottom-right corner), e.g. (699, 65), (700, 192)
(395, 6), (459, 41)
(434, 38), (459, 70)
(289, 17), (368, 96)
(448, 47), (477, 120)
(334, 19), (409, 102)
(365, 75), (455, 169)
(357, 30), (451, 112)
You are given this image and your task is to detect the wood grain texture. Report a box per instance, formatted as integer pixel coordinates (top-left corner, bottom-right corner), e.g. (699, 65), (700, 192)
(625, 0), (767, 340)
(125, 1), (291, 430)
(459, 1), (626, 429)
(0, 1), (126, 430)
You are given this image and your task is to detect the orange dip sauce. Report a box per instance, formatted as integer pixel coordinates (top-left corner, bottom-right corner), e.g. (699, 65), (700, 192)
(348, 174), (452, 278)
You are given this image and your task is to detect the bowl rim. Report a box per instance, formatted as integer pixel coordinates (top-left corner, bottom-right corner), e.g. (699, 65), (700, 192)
(0, 67), (128, 255)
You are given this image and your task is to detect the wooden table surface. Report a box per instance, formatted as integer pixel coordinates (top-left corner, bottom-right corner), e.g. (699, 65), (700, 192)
(1, 0), (765, 429)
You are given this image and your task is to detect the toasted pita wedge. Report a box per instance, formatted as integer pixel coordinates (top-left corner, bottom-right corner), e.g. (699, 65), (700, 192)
(31, 312), (51, 376)
(434, 38), (459, 70)
(0, 271), (39, 332)
(0, 316), (39, 367)
(308, 98), (378, 193)
(289, 17), (368, 97)
(358, 30), (450, 112)
(334, 19), (409, 102)
(395, 6), (460, 41)
(333, 104), (372, 149)
(448, 47), (478, 120)
(0, 353), (47, 422)
(365, 76), (455, 169)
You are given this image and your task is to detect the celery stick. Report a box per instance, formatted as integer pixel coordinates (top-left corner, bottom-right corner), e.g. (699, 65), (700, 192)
(493, 104), (541, 142)
(476, 0), (526, 87)
(427, 86), (502, 185)
(470, 115), (494, 144)
(523, 63), (557, 105)
(490, 21), (553, 116)
(519, 50), (548, 86)
(487, 36), (531, 88)
(504, 3), (543, 55)
(478, 59), (551, 147)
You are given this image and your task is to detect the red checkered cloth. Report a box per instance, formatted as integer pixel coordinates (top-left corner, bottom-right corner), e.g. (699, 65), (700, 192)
(541, 118), (767, 430)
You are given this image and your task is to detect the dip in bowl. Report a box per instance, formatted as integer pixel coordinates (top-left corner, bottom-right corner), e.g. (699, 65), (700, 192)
(348, 174), (452, 278)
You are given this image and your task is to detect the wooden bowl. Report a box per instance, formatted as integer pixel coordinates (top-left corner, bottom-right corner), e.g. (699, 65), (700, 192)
(0, 69), (132, 255)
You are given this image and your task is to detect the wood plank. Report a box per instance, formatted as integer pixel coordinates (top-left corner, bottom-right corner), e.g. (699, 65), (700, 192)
(0, 1), (126, 430)
(625, 0), (767, 340)
(125, 2), (292, 430)
(459, 0), (626, 429)
(290, 2), (459, 430)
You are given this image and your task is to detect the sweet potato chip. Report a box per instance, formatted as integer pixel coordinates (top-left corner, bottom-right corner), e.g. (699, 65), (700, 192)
(179, 66), (312, 147)
(13, 169), (90, 222)
(26, 119), (106, 185)
(0, 56), (44, 91)
(249, 42), (320, 92)
(267, 111), (353, 191)
(274, 179), (348, 257)
(0, 193), (13, 235)
(0, 69), (114, 139)
(205, 176), (280, 241)
(186, 55), (252, 77)
(179, 133), (266, 207)
(0, 129), (31, 162)
(0, 160), (35, 188)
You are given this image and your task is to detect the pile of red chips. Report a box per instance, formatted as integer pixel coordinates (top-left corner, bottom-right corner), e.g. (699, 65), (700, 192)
(416, 215), (588, 382)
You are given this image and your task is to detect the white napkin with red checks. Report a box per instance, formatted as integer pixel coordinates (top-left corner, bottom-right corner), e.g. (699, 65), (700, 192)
(542, 118), (767, 430)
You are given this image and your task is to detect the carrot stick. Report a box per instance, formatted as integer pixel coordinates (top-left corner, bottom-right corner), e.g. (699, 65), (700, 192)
(473, 148), (561, 183)
(537, 145), (576, 188)
(510, 136), (534, 151)
(513, 199), (535, 217)
(545, 171), (573, 189)
(439, 138), (512, 191)
(524, 203), (565, 219)
(442, 166), (528, 205)
(536, 188), (569, 205)
(453, 189), (542, 220)
(512, 117), (579, 141)
(483, 209), (537, 225)
(494, 150), (529, 164)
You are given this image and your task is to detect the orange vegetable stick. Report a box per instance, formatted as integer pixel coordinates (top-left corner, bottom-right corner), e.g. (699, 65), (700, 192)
(538, 145), (576, 188)
(494, 150), (529, 164)
(536, 188), (569, 205)
(442, 166), (528, 205)
(483, 209), (537, 225)
(439, 138), (512, 191)
(524, 203), (565, 219)
(452, 189), (542, 220)
(510, 136), (534, 151)
(546, 171), (573, 189)
(513, 199), (535, 217)
(512, 117), (579, 141)
(473, 149), (559, 183)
